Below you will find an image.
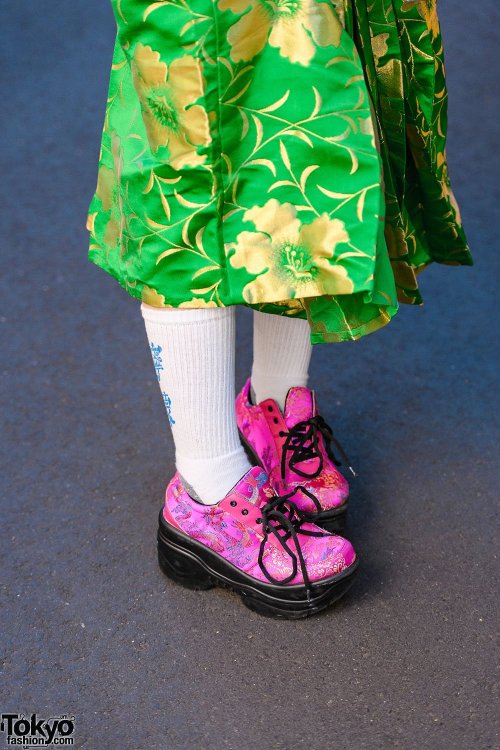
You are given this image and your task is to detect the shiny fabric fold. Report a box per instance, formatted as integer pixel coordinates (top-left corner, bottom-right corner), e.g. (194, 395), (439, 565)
(86, 0), (472, 344)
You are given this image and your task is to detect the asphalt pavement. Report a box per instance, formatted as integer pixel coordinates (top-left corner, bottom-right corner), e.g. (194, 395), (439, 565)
(0, 3), (498, 749)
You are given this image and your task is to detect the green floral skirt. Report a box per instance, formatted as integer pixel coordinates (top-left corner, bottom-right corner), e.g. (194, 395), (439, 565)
(86, 0), (472, 344)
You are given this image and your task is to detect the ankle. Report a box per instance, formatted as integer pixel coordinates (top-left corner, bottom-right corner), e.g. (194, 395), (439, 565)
(250, 371), (309, 412)
(175, 447), (252, 505)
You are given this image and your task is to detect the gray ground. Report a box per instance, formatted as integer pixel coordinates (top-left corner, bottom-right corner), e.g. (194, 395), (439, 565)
(1, 2), (498, 749)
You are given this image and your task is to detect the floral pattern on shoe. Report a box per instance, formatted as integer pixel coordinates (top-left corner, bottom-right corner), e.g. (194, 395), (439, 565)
(236, 378), (349, 514)
(163, 466), (355, 585)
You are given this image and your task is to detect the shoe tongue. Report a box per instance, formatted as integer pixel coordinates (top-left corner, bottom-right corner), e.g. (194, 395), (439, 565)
(233, 466), (275, 507)
(283, 386), (315, 429)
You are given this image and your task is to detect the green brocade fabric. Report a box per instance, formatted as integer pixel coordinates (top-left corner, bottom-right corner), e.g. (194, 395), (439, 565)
(86, 0), (472, 344)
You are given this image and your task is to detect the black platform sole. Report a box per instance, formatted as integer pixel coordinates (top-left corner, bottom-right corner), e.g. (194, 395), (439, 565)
(238, 429), (348, 534)
(158, 512), (358, 619)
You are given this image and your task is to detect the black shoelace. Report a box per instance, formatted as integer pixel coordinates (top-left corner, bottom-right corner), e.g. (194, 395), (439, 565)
(257, 487), (328, 599)
(279, 415), (356, 482)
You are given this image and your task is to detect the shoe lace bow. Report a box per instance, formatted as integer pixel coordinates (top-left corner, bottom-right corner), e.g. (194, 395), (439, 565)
(278, 415), (356, 482)
(257, 487), (329, 598)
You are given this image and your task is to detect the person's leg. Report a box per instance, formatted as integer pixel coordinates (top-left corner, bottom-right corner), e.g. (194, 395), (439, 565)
(141, 304), (251, 505)
(250, 310), (313, 411)
(147, 304), (359, 616)
(236, 309), (350, 529)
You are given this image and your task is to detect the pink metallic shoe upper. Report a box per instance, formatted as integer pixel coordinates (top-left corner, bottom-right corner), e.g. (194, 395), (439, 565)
(163, 466), (355, 587)
(236, 378), (350, 513)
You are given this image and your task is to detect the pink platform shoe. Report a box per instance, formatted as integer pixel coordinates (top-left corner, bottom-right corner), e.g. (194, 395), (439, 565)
(236, 378), (354, 532)
(157, 466), (358, 618)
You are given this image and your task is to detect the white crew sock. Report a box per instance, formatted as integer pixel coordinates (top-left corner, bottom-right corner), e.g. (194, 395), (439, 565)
(141, 304), (251, 505)
(251, 310), (313, 412)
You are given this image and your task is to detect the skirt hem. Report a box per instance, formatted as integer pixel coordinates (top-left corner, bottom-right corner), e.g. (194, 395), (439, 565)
(88, 245), (398, 345)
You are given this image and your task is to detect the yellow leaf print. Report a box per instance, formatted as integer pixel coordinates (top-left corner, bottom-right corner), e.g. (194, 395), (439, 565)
(131, 44), (211, 169)
(229, 199), (353, 302)
(219, 0), (343, 66)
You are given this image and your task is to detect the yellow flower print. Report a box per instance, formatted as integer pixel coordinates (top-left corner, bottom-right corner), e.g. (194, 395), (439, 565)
(142, 284), (217, 308)
(272, 298), (305, 312)
(417, 0), (440, 38)
(219, 0), (343, 66)
(94, 132), (124, 248)
(229, 199), (353, 303)
(179, 298), (219, 308)
(86, 212), (97, 233)
(403, 0), (439, 39)
(131, 44), (211, 169)
(141, 285), (169, 307)
(140, 287), (220, 308)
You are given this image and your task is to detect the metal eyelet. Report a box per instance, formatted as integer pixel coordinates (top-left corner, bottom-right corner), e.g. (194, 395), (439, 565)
(230, 500), (237, 507)
(242, 509), (248, 516)
(256, 517), (262, 524)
